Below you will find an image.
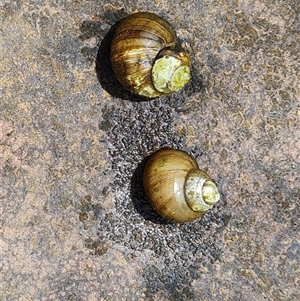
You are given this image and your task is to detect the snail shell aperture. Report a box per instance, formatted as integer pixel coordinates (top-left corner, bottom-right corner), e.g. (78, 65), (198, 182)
(110, 12), (191, 98)
(143, 149), (220, 223)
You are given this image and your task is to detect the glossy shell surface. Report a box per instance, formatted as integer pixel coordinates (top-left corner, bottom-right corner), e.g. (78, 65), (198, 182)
(143, 149), (214, 223)
(110, 12), (190, 98)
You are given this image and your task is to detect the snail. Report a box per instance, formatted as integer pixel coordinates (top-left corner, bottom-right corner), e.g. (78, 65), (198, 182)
(110, 12), (191, 98)
(143, 148), (220, 223)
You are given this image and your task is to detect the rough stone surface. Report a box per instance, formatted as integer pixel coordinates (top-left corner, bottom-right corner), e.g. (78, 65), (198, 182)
(1, 0), (299, 300)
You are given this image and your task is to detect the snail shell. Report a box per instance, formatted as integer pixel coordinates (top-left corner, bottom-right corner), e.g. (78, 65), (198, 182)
(143, 149), (220, 223)
(110, 12), (191, 98)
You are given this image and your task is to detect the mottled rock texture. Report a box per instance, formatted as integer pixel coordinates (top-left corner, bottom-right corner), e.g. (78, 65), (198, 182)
(1, 0), (299, 300)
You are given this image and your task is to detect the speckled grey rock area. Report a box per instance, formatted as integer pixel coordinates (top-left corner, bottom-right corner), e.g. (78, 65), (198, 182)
(1, 0), (299, 300)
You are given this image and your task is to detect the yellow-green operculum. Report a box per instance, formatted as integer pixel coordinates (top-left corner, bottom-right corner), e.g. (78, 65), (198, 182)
(184, 169), (220, 212)
(152, 49), (191, 94)
(126, 74), (159, 98)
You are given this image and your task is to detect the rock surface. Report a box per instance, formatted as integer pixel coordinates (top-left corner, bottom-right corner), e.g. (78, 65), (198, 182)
(1, 0), (299, 300)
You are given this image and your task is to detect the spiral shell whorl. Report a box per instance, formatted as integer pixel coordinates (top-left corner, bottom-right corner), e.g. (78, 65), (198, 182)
(110, 12), (191, 98)
(184, 169), (220, 212)
(143, 149), (221, 223)
(143, 149), (199, 222)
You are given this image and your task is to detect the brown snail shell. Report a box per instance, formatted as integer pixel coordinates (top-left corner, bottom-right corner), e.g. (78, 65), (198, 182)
(110, 12), (191, 98)
(143, 149), (220, 223)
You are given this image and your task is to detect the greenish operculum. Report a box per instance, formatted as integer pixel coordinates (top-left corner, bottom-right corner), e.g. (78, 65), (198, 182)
(151, 48), (191, 94)
(184, 169), (220, 212)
